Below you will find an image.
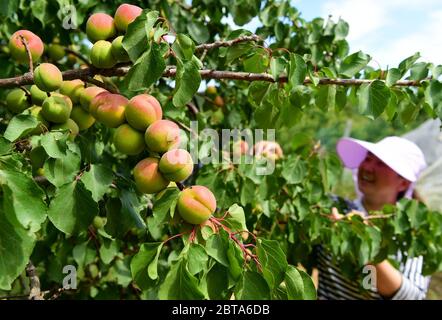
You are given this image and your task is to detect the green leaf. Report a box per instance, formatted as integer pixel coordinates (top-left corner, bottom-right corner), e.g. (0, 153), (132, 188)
(30, 0), (48, 27)
(282, 156), (306, 184)
(3, 114), (38, 142)
(386, 68), (402, 87)
(358, 80), (391, 119)
(172, 34), (195, 61)
(224, 203), (248, 232)
(187, 21), (209, 44)
(48, 180), (98, 235)
(123, 10), (159, 62)
(408, 62), (429, 81)
(105, 190), (146, 239)
(147, 242), (163, 280)
(284, 265), (304, 299)
(234, 271), (271, 300)
(256, 238), (288, 289)
(130, 242), (163, 287)
(206, 230), (230, 267)
(43, 149), (81, 187)
(187, 244), (208, 275)
(40, 131), (68, 158)
(398, 52), (420, 76)
(243, 48), (269, 73)
(288, 53), (307, 86)
(99, 239), (119, 265)
(0, 169), (47, 232)
(158, 259), (205, 299)
(126, 41), (166, 92)
(73, 241), (95, 268)
(339, 51), (371, 77)
(226, 241), (243, 280)
(315, 85), (336, 111)
(0, 137), (12, 155)
(335, 18), (349, 41)
(0, 208), (36, 290)
(172, 56), (201, 107)
(147, 188), (179, 239)
(270, 57), (286, 81)
(299, 269), (317, 300)
(425, 80), (442, 110)
(81, 164), (114, 202)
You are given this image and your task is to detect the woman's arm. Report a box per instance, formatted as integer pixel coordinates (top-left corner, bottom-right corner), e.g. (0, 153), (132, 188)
(373, 260), (402, 298)
(372, 257), (430, 300)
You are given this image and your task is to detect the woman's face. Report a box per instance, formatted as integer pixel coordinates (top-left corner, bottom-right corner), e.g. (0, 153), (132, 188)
(357, 152), (410, 203)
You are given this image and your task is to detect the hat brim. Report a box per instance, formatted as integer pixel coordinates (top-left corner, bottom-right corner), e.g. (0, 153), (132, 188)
(336, 138), (374, 169)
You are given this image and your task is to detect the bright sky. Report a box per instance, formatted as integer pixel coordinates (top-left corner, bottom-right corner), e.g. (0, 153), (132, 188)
(225, 0), (442, 69)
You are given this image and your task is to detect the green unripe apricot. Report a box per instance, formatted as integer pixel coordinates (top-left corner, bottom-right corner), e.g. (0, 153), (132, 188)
(92, 216), (106, 229)
(51, 118), (79, 139)
(113, 124), (145, 155)
(30, 85), (48, 106)
(111, 36), (130, 63)
(90, 40), (117, 69)
(34, 63), (63, 92)
(159, 149), (193, 182)
(59, 80), (84, 103)
(6, 88), (31, 113)
(41, 95), (72, 123)
(48, 43), (65, 61)
(70, 107), (95, 130)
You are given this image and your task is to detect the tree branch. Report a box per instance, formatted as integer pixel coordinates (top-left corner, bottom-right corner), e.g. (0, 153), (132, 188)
(26, 261), (44, 300)
(0, 64), (427, 89)
(195, 35), (262, 52)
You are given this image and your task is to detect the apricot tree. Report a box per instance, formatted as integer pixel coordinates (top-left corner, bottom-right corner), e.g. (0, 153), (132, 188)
(0, 0), (441, 300)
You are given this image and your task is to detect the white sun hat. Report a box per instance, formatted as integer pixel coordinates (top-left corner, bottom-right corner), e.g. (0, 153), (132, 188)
(336, 136), (427, 198)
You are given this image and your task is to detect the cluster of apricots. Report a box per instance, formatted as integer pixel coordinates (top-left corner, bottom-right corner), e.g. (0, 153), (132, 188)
(6, 4), (217, 226)
(86, 3), (143, 68)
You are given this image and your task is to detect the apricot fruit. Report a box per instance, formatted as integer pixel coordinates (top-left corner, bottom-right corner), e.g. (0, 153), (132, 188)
(41, 95), (72, 123)
(133, 157), (169, 194)
(114, 4), (143, 32)
(177, 185), (217, 224)
(90, 40), (117, 69)
(144, 120), (181, 153)
(159, 149), (193, 182)
(86, 13), (116, 42)
(113, 123), (146, 155)
(34, 63), (63, 92)
(9, 30), (44, 63)
(125, 94), (162, 131)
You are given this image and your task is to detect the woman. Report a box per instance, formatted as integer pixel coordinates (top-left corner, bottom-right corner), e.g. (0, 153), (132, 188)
(315, 136), (431, 300)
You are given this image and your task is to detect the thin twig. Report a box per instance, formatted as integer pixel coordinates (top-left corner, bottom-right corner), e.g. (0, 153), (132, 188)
(195, 35), (262, 52)
(64, 48), (91, 67)
(19, 35), (34, 74)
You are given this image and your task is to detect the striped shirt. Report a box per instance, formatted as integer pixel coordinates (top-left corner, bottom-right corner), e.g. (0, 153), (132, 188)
(315, 198), (431, 300)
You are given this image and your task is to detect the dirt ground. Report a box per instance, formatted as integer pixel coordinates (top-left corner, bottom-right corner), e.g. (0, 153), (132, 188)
(427, 272), (442, 299)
